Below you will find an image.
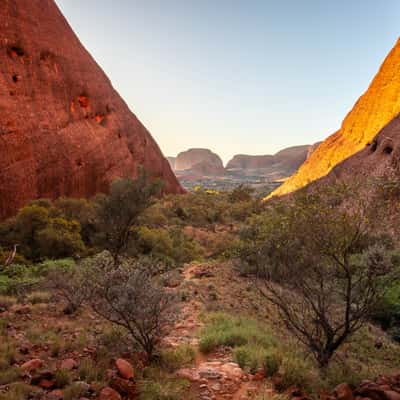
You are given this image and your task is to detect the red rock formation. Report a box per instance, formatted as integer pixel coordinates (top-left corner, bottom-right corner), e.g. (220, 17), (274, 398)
(269, 38), (400, 199)
(175, 149), (224, 172)
(226, 145), (312, 177)
(0, 0), (183, 220)
(315, 113), (400, 186)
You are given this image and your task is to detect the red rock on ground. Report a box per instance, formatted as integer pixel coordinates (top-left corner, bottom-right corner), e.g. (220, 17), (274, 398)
(60, 358), (78, 370)
(99, 387), (122, 400)
(115, 358), (134, 380)
(0, 0), (183, 220)
(20, 358), (44, 372)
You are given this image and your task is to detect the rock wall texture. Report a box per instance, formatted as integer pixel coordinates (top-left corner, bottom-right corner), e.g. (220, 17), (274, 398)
(317, 113), (400, 186)
(174, 149), (224, 173)
(0, 0), (183, 219)
(269, 38), (400, 198)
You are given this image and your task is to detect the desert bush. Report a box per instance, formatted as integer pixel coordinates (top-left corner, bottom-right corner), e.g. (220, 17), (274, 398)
(54, 369), (71, 388)
(278, 356), (316, 392)
(251, 184), (399, 368)
(199, 313), (275, 354)
(0, 382), (38, 400)
(84, 253), (178, 359)
(138, 367), (192, 400)
(10, 205), (84, 261)
(35, 217), (85, 259)
(78, 358), (105, 383)
(0, 366), (20, 385)
(92, 172), (161, 266)
(46, 262), (89, 314)
(64, 382), (91, 400)
(137, 226), (204, 266)
(160, 345), (195, 372)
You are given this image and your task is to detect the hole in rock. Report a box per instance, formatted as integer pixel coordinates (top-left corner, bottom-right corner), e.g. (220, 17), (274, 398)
(77, 95), (89, 108)
(9, 91), (15, 96)
(94, 114), (105, 124)
(370, 140), (378, 153)
(383, 146), (393, 155)
(12, 74), (19, 83)
(8, 46), (24, 58)
(76, 159), (83, 167)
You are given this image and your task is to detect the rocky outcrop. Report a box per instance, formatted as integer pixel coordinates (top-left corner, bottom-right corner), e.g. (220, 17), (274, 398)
(269, 38), (400, 198)
(314, 113), (400, 186)
(226, 145), (312, 178)
(174, 148), (224, 175)
(0, 0), (183, 220)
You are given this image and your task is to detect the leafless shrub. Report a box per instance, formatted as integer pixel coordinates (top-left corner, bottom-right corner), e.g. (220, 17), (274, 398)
(83, 253), (178, 359)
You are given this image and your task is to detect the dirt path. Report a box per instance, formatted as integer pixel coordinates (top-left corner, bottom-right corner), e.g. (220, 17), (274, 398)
(165, 262), (273, 400)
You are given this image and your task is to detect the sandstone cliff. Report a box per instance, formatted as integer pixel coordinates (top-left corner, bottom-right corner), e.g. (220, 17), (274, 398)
(269, 38), (400, 198)
(316, 113), (400, 187)
(174, 149), (224, 175)
(226, 145), (312, 177)
(0, 0), (183, 219)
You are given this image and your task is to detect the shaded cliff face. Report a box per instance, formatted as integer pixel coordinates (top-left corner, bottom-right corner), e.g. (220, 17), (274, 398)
(174, 149), (224, 173)
(269, 38), (400, 198)
(0, 0), (183, 219)
(226, 145), (311, 177)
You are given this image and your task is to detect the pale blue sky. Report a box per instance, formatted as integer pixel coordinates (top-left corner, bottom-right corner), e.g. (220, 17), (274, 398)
(56, 0), (399, 163)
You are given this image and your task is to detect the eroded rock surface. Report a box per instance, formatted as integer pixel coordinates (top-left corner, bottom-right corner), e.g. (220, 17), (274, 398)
(0, 0), (183, 219)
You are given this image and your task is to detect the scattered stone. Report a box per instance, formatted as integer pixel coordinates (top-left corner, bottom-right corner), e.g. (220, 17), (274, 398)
(99, 387), (122, 400)
(111, 377), (137, 399)
(60, 358), (78, 370)
(21, 358), (44, 372)
(115, 358), (134, 380)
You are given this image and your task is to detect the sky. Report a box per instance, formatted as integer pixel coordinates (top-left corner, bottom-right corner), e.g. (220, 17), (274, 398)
(55, 0), (399, 164)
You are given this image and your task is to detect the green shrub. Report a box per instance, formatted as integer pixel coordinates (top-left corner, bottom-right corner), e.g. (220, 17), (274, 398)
(0, 366), (20, 385)
(263, 350), (281, 376)
(0, 383), (38, 400)
(54, 369), (71, 388)
(160, 345), (195, 372)
(138, 367), (192, 400)
(278, 356), (315, 392)
(233, 345), (281, 375)
(199, 313), (275, 354)
(78, 358), (105, 383)
(63, 382), (91, 400)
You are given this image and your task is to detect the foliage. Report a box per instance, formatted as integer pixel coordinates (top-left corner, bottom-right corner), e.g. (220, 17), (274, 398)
(246, 184), (399, 368)
(83, 253), (178, 358)
(136, 226), (204, 266)
(138, 367), (193, 400)
(370, 280), (400, 341)
(0, 204), (85, 261)
(92, 172), (161, 266)
(160, 345), (195, 372)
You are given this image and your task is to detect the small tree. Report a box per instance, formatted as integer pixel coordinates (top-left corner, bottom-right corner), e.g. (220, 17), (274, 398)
(93, 171), (161, 266)
(250, 184), (398, 368)
(84, 253), (177, 359)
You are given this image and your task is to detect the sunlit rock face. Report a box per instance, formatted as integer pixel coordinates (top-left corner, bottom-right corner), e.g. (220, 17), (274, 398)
(269, 38), (400, 199)
(0, 0), (183, 220)
(175, 149), (224, 174)
(311, 113), (400, 189)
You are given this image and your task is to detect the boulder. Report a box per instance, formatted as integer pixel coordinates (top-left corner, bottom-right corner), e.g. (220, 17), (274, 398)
(21, 358), (44, 372)
(115, 358), (134, 380)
